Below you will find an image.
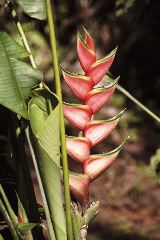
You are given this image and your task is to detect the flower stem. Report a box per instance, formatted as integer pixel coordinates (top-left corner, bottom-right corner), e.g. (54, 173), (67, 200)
(45, 1), (73, 239)
(116, 84), (160, 123)
(0, 198), (19, 240)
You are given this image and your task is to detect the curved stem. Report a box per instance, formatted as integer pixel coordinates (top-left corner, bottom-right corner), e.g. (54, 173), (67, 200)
(7, 1), (43, 88)
(0, 198), (19, 240)
(45, 0), (73, 239)
(7, 0), (37, 69)
(116, 84), (160, 123)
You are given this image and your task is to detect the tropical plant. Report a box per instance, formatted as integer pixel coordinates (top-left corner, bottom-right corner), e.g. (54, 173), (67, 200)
(0, 1), (159, 240)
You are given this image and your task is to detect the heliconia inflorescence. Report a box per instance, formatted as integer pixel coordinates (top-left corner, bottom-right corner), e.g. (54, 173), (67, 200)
(61, 28), (128, 207)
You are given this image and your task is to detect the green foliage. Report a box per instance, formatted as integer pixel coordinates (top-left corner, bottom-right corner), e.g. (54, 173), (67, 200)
(0, 184), (18, 226)
(29, 88), (67, 240)
(18, 223), (37, 235)
(71, 204), (84, 240)
(15, 0), (47, 20)
(83, 201), (99, 225)
(115, 0), (136, 16)
(0, 32), (42, 119)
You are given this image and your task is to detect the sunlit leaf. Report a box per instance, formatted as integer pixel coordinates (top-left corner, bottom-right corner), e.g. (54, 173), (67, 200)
(15, 0), (47, 20)
(0, 32), (42, 119)
(29, 88), (67, 240)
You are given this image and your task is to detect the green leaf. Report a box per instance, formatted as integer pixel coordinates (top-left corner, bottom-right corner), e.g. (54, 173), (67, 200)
(18, 223), (37, 235)
(0, 32), (42, 119)
(71, 203), (84, 240)
(83, 201), (100, 225)
(29, 88), (67, 240)
(15, 0), (47, 20)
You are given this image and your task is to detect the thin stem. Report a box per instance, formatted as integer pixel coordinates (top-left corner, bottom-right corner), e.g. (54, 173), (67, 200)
(0, 184), (18, 226)
(7, 0), (37, 69)
(25, 128), (56, 240)
(45, 1), (73, 239)
(116, 84), (160, 123)
(10, 115), (44, 240)
(0, 198), (19, 240)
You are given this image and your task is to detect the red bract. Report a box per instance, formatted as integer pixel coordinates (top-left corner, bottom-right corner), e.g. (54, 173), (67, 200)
(83, 139), (128, 180)
(61, 67), (94, 100)
(62, 28), (128, 206)
(77, 32), (96, 72)
(63, 103), (92, 130)
(84, 110), (125, 146)
(86, 48), (117, 85)
(66, 136), (91, 163)
(83, 27), (96, 52)
(84, 78), (118, 113)
(69, 172), (90, 207)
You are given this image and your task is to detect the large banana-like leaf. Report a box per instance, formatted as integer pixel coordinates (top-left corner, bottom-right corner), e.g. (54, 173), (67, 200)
(15, 0), (47, 20)
(0, 32), (42, 119)
(28, 88), (67, 240)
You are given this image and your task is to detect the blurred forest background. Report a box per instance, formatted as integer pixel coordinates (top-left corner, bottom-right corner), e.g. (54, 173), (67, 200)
(0, 0), (160, 239)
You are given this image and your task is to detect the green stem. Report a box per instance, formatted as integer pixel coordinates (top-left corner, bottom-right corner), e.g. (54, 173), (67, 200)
(0, 184), (18, 226)
(10, 115), (44, 240)
(25, 128), (56, 240)
(0, 198), (19, 240)
(7, 0), (36, 69)
(45, 1), (73, 239)
(116, 84), (160, 123)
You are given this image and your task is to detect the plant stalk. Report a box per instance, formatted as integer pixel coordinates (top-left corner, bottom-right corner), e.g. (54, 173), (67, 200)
(0, 198), (19, 240)
(45, 0), (73, 239)
(7, 0), (37, 69)
(116, 84), (160, 123)
(0, 184), (18, 226)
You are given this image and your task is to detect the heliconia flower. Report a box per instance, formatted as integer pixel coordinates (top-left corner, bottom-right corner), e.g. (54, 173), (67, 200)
(85, 77), (119, 114)
(86, 47), (118, 85)
(61, 28), (128, 207)
(84, 109), (125, 146)
(77, 31), (96, 73)
(83, 27), (96, 53)
(63, 103), (93, 130)
(61, 67), (94, 100)
(66, 136), (91, 163)
(69, 172), (91, 206)
(83, 138), (129, 181)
